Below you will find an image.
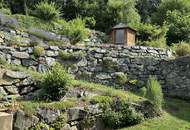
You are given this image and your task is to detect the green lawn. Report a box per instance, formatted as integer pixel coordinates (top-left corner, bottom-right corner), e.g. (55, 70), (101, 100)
(120, 98), (190, 130)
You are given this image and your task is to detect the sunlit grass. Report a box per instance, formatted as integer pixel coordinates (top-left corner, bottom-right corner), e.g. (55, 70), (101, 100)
(73, 80), (144, 102)
(119, 98), (190, 130)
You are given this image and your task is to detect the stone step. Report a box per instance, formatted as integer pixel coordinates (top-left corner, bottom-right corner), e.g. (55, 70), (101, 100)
(0, 112), (13, 130)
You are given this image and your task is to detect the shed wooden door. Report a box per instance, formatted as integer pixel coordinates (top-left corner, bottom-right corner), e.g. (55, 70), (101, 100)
(115, 29), (125, 45)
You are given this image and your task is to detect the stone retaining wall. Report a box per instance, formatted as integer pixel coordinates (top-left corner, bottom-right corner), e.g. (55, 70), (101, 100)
(0, 43), (189, 99)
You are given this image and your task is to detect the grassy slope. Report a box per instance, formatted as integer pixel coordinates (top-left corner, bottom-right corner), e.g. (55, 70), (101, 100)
(120, 98), (190, 130)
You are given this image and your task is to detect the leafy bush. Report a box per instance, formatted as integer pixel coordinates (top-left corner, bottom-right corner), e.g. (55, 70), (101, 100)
(33, 47), (45, 57)
(80, 108), (96, 130)
(42, 63), (73, 101)
(90, 96), (113, 105)
(146, 77), (163, 113)
(102, 100), (144, 129)
(103, 110), (123, 129)
(175, 42), (190, 57)
(30, 122), (49, 130)
(137, 23), (168, 48)
(165, 10), (190, 44)
(60, 18), (88, 44)
(34, 1), (61, 21)
(103, 57), (119, 72)
(115, 72), (128, 86)
(51, 114), (67, 129)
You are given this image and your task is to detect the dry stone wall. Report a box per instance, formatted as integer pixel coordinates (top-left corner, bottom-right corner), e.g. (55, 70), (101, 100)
(0, 35), (189, 99)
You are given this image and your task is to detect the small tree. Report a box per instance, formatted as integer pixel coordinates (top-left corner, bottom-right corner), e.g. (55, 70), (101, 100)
(146, 76), (163, 113)
(61, 18), (88, 44)
(42, 63), (73, 101)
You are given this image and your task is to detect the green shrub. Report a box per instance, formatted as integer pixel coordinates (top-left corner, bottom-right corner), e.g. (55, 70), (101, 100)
(146, 77), (163, 113)
(137, 23), (168, 48)
(59, 50), (85, 60)
(102, 100), (144, 129)
(51, 114), (67, 129)
(120, 102), (144, 126)
(142, 37), (167, 48)
(30, 122), (49, 130)
(60, 18), (88, 44)
(103, 110), (123, 129)
(80, 108), (96, 130)
(90, 96), (113, 105)
(84, 17), (96, 28)
(115, 72), (128, 86)
(175, 42), (190, 57)
(33, 47), (45, 57)
(34, 1), (61, 21)
(103, 57), (119, 72)
(0, 8), (11, 15)
(129, 80), (138, 85)
(42, 63), (73, 101)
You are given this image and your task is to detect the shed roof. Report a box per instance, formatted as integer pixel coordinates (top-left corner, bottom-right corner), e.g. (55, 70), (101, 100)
(112, 23), (137, 32)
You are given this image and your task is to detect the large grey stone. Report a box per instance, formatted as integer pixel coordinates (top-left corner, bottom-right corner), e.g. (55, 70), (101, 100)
(67, 107), (87, 121)
(46, 50), (58, 57)
(37, 64), (49, 73)
(4, 85), (19, 94)
(3, 95), (20, 102)
(0, 13), (19, 28)
(45, 57), (55, 67)
(37, 108), (60, 124)
(18, 77), (35, 86)
(49, 46), (59, 51)
(14, 110), (39, 130)
(0, 87), (7, 97)
(61, 124), (77, 130)
(29, 28), (61, 41)
(95, 73), (111, 80)
(11, 51), (30, 59)
(22, 59), (38, 67)
(5, 70), (29, 79)
(77, 58), (88, 67)
(0, 112), (13, 130)
(11, 59), (21, 65)
(0, 79), (17, 86)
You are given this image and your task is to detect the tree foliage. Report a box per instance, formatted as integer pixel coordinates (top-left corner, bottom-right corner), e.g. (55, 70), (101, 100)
(1, 0), (190, 46)
(137, 23), (168, 48)
(165, 10), (190, 44)
(152, 0), (190, 25)
(136, 0), (161, 23)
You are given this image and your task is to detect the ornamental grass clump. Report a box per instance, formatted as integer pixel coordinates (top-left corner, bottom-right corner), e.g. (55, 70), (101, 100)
(146, 76), (164, 114)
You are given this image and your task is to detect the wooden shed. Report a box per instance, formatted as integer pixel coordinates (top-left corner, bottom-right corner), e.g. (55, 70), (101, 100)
(111, 23), (136, 46)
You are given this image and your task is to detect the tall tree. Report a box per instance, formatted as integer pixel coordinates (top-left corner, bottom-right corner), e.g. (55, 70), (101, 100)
(136, 0), (161, 23)
(152, 0), (190, 25)
(62, 0), (140, 32)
